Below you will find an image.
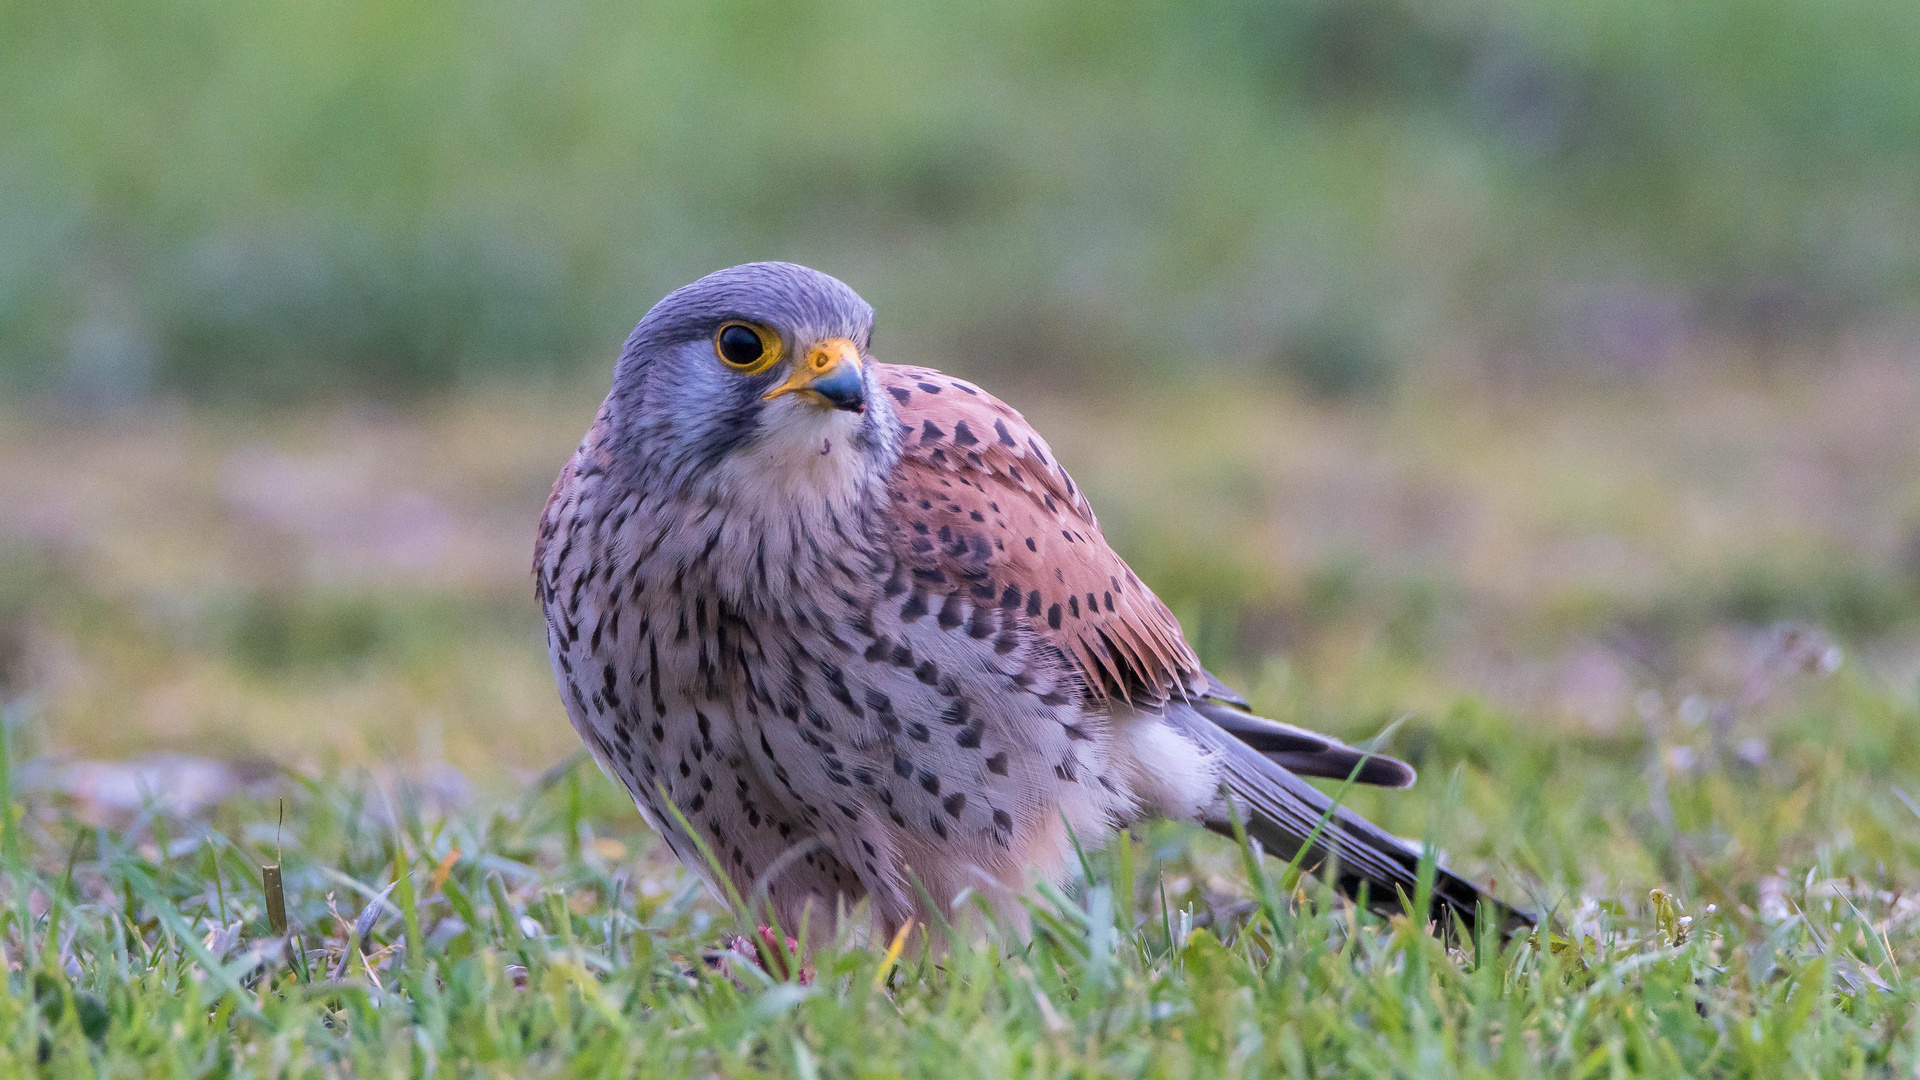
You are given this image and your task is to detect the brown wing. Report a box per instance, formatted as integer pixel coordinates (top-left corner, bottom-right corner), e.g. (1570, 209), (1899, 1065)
(876, 363), (1204, 704)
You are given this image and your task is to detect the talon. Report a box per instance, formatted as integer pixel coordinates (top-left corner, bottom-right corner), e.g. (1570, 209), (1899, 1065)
(747, 925), (812, 984)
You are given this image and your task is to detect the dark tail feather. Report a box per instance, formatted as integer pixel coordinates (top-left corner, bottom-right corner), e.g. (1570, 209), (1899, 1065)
(1179, 713), (1534, 939)
(1194, 699), (1417, 788)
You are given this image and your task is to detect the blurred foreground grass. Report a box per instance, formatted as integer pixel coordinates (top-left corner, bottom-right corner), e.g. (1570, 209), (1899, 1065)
(1, 358), (1919, 1072)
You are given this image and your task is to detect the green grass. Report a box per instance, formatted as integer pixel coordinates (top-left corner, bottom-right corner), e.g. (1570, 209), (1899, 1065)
(3, 657), (1917, 1076)
(2, 371), (1918, 1074)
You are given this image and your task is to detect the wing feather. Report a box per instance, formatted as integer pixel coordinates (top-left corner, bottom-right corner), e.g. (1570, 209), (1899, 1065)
(877, 364), (1204, 703)
(875, 364), (1419, 784)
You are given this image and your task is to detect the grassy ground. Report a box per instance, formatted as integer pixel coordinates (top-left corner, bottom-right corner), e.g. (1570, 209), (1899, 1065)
(2, 358), (1919, 1075)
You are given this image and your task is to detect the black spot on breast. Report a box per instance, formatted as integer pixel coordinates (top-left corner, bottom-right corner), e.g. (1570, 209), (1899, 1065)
(1001, 584), (1023, 609)
(894, 754), (913, 778)
(919, 772), (940, 795)
(967, 606), (996, 639)
(940, 699), (970, 726)
(1047, 604), (1062, 629)
(937, 594), (965, 630)
(956, 720), (983, 749)
(994, 419), (1016, 447)
(889, 386), (913, 404)
(1104, 591), (1114, 611)
(943, 792), (967, 818)
(1068, 596), (1080, 618)
(921, 420), (945, 442)
(823, 667), (861, 714)
(900, 592), (929, 621)
(917, 382), (943, 394)
(1025, 538), (1038, 552)
(908, 722), (930, 742)
(928, 814), (948, 840)
(915, 660), (940, 685)
(952, 421), (978, 446)
(986, 751), (1008, 775)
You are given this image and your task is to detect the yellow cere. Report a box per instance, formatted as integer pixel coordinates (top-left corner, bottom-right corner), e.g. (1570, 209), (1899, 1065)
(763, 336), (862, 401)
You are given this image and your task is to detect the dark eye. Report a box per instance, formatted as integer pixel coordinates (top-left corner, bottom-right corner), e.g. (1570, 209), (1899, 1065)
(717, 323), (765, 367)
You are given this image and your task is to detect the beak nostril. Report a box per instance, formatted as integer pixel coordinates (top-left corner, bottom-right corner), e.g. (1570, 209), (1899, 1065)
(764, 337), (865, 408)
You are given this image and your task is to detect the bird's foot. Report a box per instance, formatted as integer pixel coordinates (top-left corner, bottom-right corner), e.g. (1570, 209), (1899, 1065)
(716, 926), (812, 984)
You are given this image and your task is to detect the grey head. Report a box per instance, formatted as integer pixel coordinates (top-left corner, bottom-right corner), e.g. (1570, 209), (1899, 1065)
(603, 262), (891, 492)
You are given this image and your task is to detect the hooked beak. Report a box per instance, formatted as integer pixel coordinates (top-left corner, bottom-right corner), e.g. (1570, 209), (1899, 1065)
(763, 337), (866, 413)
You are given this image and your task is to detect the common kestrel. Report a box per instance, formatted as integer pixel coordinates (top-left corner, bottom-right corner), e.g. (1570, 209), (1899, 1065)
(537, 262), (1529, 939)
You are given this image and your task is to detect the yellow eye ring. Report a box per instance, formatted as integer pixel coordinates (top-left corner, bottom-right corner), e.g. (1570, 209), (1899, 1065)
(714, 321), (782, 375)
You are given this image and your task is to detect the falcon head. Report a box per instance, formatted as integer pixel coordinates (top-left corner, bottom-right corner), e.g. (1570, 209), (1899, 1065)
(605, 262), (889, 494)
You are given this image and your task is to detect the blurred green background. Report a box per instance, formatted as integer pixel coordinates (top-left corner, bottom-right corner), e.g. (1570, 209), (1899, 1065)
(7, 0), (1920, 400)
(2, 0), (1918, 786)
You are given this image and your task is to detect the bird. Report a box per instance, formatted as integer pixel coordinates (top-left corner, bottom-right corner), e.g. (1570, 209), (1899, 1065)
(536, 261), (1531, 942)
